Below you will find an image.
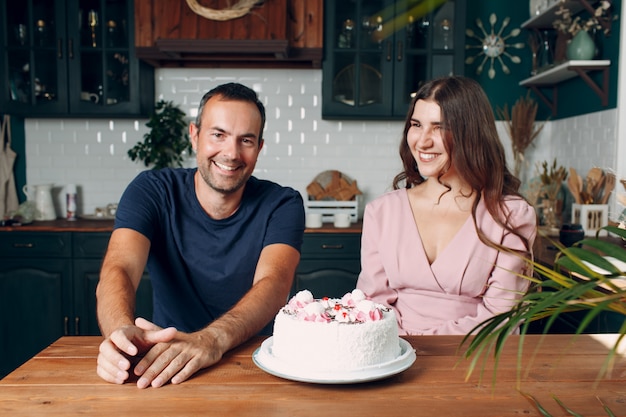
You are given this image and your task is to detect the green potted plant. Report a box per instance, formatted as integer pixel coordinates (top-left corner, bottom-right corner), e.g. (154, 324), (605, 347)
(461, 225), (626, 415)
(128, 100), (192, 170)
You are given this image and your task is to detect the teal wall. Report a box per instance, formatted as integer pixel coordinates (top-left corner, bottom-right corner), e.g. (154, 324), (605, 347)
(465, 0), (621, 120)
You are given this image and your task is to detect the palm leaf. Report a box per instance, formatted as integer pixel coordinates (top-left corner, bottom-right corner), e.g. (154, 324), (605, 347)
(461, 225), (626, 382)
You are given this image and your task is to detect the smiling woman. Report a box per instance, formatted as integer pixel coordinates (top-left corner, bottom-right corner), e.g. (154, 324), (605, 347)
(356, 75), (537, 336)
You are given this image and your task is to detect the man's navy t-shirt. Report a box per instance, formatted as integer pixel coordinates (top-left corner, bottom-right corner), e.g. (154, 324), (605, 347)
(114, 168), (305, 332)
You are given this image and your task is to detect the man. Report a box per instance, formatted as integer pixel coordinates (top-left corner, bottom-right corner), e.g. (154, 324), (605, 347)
(96, 83), (304, 388)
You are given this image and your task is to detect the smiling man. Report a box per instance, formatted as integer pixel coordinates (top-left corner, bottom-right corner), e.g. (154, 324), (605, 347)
(95, 83), (305, 388)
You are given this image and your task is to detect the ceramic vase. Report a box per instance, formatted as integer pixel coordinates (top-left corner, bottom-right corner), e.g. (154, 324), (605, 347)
(566, 30), (596, 61)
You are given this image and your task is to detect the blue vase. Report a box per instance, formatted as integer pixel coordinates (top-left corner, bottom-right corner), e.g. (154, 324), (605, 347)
(566, 30), (596, 60)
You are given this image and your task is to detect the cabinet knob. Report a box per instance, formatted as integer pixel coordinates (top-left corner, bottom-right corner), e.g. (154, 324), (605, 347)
(321, 244), (344, 250)
(64, 317), (69, 336)
(12, 243), (34, 248)
(75, 317), (80, 335)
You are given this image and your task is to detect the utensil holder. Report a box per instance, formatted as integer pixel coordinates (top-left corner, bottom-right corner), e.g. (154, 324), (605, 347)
(571, 204), (608, 236)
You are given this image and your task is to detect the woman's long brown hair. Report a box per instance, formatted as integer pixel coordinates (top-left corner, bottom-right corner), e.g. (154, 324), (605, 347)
(393, 76), (534, 252)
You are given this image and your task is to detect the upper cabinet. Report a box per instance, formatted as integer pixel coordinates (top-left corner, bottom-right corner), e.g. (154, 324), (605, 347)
(0, 0), (154, 117)
(133, 0), (323, 68)
(322, 0), (466, 120)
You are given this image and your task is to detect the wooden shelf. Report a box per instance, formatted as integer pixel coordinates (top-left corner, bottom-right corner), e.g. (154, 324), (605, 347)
(519, 60), (610, 115)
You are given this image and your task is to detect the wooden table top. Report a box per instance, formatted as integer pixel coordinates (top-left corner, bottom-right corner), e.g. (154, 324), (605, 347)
(1, 335), (625, 416)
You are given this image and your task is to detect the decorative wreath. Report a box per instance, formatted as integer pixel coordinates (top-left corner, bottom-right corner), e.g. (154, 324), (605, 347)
(185, 0), (261, 21)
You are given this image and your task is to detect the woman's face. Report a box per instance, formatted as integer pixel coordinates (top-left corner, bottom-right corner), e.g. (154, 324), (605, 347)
(406, 99), (451, 178)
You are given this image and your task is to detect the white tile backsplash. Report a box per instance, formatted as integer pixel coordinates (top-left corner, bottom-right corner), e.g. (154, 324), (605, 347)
(24, 68), (619, 220)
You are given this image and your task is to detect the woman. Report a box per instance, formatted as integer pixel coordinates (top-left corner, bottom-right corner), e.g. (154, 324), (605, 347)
(356, 76), (537, 335)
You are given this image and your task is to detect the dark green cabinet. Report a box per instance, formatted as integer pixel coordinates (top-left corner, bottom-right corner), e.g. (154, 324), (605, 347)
(322, 0), (466, 119)
(292, 233), (362, 298)
(0, 232), (72, 378)
(0, 230), (152, 379)
(0, 0), (154, 117)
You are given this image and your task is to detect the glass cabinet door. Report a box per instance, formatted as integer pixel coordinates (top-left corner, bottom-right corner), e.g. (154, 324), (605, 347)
(1, 0), (153, 117)
(68, 0), (134, 114)
(322, 0), (465, 120)
(3, 0), (68, 114)
(323, 0), (395, 119)
(394, 0), (462, 116)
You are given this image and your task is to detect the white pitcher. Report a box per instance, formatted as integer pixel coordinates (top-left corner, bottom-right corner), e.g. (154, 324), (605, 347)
(23, 184), (56, 221)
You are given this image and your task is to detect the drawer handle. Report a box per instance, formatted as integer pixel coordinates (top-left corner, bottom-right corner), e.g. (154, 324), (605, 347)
(13, 243), (34, 248)
(321, 244), (344, 250)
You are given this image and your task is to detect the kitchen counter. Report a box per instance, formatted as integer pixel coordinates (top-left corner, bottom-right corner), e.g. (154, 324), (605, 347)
(0, 218), (115, 232)
(0, 219), (363, 233)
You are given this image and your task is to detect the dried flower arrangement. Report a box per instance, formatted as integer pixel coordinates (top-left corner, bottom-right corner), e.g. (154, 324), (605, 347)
(497, 93), (545, 179)
(552, 0), (615, 37)
(537, 158), (568, 200)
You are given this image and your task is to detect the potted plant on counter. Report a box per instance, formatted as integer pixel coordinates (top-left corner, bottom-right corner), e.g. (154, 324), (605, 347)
(128, 100), (192, 170)
(461, 225), (626, 415)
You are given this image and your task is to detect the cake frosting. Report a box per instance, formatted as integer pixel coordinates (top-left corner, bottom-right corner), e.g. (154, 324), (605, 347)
(271, 289), (401, 371)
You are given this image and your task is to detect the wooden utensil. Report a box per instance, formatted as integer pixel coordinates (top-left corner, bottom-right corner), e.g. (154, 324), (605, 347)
(567, 168), (582, 204)
(585, 167), (604, 203)
(600, 173), (615, 204)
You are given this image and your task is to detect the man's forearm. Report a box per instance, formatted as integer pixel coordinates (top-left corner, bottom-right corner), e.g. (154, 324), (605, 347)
(96, 268), (137, 337)
(204, 275), (288, 352)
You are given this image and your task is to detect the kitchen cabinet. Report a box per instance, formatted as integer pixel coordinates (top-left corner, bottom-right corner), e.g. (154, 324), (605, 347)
(134, 0), (323, 68)
(292, 233), (361, 298)
(322, 0), (466, 120)
(0, 0), (154, 117)
(0, 232), (72, 378)
(0, 231), (152, 378)
(519, 0), (612, 116)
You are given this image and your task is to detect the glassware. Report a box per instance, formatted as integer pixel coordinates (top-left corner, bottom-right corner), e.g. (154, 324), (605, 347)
(439, 18), (452, 50)
(15, 24), (27, 46)
(337, 19), (354, 48)
(538, 30), (553, 70)
(88, 10), (98, 47)
(35, 20), (47, 47)
(542, 198), (560, 230)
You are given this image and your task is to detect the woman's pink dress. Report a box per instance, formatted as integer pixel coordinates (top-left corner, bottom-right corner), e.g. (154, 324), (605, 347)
(357, 188), (537, 335)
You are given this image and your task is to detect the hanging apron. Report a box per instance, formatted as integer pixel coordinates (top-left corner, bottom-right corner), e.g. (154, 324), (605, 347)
(0, 114), (19, 217)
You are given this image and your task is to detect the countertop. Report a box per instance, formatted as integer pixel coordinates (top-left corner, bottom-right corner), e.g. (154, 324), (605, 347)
(0, 219), (363, 233)
(2, 334), (625, 416)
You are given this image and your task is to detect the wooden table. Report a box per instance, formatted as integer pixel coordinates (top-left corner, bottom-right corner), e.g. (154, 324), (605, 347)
(1, 335), (625, 416)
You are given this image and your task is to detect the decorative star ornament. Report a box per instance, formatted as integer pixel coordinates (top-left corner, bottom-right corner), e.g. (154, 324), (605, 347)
(465, 13), (525, 79)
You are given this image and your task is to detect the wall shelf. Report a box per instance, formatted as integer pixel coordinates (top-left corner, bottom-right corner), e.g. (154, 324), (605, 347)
(519, 60), (610, 115)
(522, 0), (599, 29)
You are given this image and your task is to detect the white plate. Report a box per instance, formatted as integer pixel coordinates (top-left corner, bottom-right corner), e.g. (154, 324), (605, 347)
(252, 337), (416, 384)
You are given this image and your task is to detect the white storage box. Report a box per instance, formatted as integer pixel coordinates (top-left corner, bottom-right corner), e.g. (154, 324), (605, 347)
(571, 204), (608, 236)
(305, 199), (359, 223)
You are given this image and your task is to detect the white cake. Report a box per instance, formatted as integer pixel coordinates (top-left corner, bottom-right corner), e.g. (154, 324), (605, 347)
(271, 289), (401, 372)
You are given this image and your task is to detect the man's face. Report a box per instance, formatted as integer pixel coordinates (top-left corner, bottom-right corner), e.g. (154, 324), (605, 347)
(190, 96), (264, 195)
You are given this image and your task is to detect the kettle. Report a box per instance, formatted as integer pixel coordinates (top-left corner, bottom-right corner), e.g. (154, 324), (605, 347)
(23, 184), (56, 221)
